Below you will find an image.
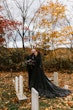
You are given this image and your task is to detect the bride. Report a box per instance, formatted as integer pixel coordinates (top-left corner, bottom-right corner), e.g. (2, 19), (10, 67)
(26, 49), (71, 98)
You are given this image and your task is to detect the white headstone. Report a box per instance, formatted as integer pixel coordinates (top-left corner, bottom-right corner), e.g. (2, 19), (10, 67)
(15, 76), (19, 93)
(53, 72), (58, 86)
(17, 75), (27, 100)
(19, 75), (23, 96)
(13, 75), (27, 100)
(64, 85), (68, 89)
(31, 88), (39, 110)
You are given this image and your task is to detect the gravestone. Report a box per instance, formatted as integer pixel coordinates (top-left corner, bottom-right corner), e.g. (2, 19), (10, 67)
(13, 75), (27, 100)
(19, 75), (23, 96)
(53, 72), (58, 86)
(31, 88), (39, 110)
(64, 85), (68, 89)
(15, 76), (19, 93)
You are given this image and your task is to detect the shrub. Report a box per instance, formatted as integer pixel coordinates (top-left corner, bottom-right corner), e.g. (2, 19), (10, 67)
(43, 58), (73, 73)
(0, 47), (73, 72)
(0, 48), (28, 71)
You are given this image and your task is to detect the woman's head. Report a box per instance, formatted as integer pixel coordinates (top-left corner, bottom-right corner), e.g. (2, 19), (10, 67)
(31, 49), (36, 54)
(31, 48), (40, 56)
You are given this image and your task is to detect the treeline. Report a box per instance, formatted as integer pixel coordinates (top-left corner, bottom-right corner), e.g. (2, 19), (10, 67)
(0, 47), (73, 73)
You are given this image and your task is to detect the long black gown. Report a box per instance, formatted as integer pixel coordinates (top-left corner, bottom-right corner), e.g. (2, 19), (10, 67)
(26, 52), (71, 98)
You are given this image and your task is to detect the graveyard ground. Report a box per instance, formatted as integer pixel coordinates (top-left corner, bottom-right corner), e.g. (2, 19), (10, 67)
(0, 71), (73, 110)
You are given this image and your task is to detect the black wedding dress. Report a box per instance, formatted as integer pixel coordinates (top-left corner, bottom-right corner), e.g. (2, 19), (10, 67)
(26, 52), (71, 98)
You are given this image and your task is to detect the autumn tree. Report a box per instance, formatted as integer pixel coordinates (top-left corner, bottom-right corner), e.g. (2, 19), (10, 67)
(0, 3), (21, 47)
(2, 0), (44, 49)
(32, 0), (73, 51)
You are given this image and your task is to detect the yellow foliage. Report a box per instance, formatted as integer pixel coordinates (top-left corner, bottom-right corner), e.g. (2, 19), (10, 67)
(40, 6), (49, 11)
(48, 2), (65, 16)
(50, 31), (60, 38)
(62, 26), (72, 31)
(61, 26), (73, 36)
(32, 1), (72, 49)
(32, 35), (37, 41)
(42, 32), (47, 37)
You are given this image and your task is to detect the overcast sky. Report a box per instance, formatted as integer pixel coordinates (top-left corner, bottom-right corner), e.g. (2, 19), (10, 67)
(1, 0), (73, 25)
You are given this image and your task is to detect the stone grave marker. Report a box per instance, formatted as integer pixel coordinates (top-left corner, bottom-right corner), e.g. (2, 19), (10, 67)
(15, 76), (19, 93)
(64, 85), (68, 89)
(53, 72), (58, 86)
(13, 75), (27, 100)
(31, 88), (39, 110)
